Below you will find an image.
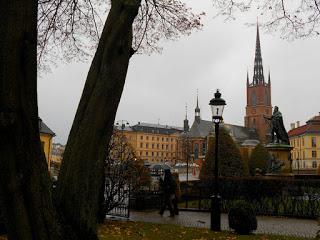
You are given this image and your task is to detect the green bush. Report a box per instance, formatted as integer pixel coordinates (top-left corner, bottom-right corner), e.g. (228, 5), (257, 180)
(200, 128), (244, 179)
(228, 200), (257, 235)
(248, 144), (270, 175)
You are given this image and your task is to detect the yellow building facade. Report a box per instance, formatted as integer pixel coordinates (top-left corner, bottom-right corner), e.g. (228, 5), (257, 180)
(39, 118), (55, 170)
(288, 114), (320, 174)
(120, 122), (182, 164)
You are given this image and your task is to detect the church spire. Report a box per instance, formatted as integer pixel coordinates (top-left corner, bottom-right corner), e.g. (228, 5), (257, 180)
(247, 69), (249, 86)
(184, 103), (189, 132)
(268, 69), (271, 85)
(195, 89), (201, 123)
(253, 21), (265, 85)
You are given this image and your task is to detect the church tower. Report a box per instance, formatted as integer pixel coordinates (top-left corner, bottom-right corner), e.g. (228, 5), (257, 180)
(195, 91), (201, 123)
(244, 23), (272, 144)
(183, 104), (190, 132)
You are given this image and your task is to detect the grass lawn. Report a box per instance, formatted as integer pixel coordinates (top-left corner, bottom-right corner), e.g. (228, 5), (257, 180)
(0, 221), (313, 240)
(98, 220), (311, 240)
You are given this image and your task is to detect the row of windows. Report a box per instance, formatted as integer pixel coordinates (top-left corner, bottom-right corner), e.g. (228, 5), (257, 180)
(140, 142), (175, 150)
(291, 137), (318, 148)
(140, 135), (175, 142)
(251, 91), (270, 106)
(292, 150), (318, 159)
(293, 160), (318, 169)
(139, 151), (175, 157)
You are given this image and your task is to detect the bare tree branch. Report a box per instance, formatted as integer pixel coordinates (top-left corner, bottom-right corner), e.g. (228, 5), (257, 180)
(212, 0), (320, 39)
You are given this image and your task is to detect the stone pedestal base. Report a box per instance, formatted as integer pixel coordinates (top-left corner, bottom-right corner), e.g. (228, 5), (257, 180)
(265, 143), (293, 174)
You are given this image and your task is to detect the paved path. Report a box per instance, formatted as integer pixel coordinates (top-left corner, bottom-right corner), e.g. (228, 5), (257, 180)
(128, 210), (318, 238)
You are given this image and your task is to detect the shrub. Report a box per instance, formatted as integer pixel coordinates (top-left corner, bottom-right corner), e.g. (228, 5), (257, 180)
(228, 200), (257, 235)
(248, 144), (270, 175)
(200, 128), (244, 179)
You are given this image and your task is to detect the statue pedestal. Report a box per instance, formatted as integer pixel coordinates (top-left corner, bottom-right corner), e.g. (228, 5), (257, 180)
(265, 143), (293, 174)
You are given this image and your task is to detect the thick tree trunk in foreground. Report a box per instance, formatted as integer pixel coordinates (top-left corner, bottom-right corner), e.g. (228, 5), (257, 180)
(0, 1), (60, 239)
(56, 1), (141, 239)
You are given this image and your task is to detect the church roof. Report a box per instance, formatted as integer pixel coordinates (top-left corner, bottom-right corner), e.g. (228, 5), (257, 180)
(130, 122), (183, 134)
(39, 118), (55, 136)
(189, 119), (213, 138)
(188, 119), (258, 144)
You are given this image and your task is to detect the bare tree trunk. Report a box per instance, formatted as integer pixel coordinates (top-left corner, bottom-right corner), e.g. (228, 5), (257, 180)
(56, 0), (141, 239)
(0, 0), (61, 240)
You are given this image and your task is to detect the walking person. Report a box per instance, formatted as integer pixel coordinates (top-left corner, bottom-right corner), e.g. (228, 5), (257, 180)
(172, 172), (181, 215)
(159, 169), (176, 217)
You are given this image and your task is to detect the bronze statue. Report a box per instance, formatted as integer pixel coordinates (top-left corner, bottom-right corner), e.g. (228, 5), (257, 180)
(264, 106), (289, 144)
(267, 154), (284, 173)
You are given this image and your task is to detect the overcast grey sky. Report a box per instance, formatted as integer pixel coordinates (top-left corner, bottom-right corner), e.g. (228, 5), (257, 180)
(38, 0), (320, 144)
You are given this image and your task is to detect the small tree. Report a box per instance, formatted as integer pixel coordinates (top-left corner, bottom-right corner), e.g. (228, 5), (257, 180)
(248, 144), (270, 176)
(99, 129), (150, 220)
(240, 147), (250, 177)
(200, 128), (244, 180)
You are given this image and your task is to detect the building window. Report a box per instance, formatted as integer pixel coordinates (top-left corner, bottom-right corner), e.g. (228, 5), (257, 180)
(157, 137), (159, 141)
(194, 143), (199, 160)
(202, 142), (206, 155)
(140, 143), (143, 148)
(312, 161), (317, 168)
(146, 136), (149, 140)
(162, 137), (164, 141)
(312, 137), (316, 147)
(140, 135), (143, 140)
(157, 144), (159, 149)
(166, 138), (169, 142)
(312, 151), (317, 158)
(152, 152), (154, 156)
(264, 90), (268, 105)
(146, 152), (148, 156)
(162, 144), (164, 149)
(152, 144), (154, 149)
(152, 137), (154, 141)
(166, 145), (168, 150)
(146, 143), (149, 149)
(252, 91), (257, 106)
(140, 151), (142, 156)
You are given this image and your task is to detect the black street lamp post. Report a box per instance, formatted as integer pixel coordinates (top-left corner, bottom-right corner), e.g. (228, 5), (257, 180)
(209, 90), (226, 231)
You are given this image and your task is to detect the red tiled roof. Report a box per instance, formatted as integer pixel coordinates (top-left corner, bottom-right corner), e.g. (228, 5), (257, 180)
(307, 115), (320, 122)
(289, 114), (320, 137)
(288, 125), (308, 137)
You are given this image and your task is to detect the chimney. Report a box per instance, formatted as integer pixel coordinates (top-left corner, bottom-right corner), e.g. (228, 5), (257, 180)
(296, 121), (300, 128)
(290, 123), (295, 130)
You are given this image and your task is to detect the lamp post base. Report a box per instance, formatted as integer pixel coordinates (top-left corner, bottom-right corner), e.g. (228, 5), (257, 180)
(210, 194), (221, 231)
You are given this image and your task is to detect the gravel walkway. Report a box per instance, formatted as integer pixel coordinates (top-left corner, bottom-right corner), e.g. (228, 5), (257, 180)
(128, 210), (318, 238)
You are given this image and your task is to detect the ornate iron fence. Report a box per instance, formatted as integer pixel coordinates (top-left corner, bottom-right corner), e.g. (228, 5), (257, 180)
(179, 177), (320, 219)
